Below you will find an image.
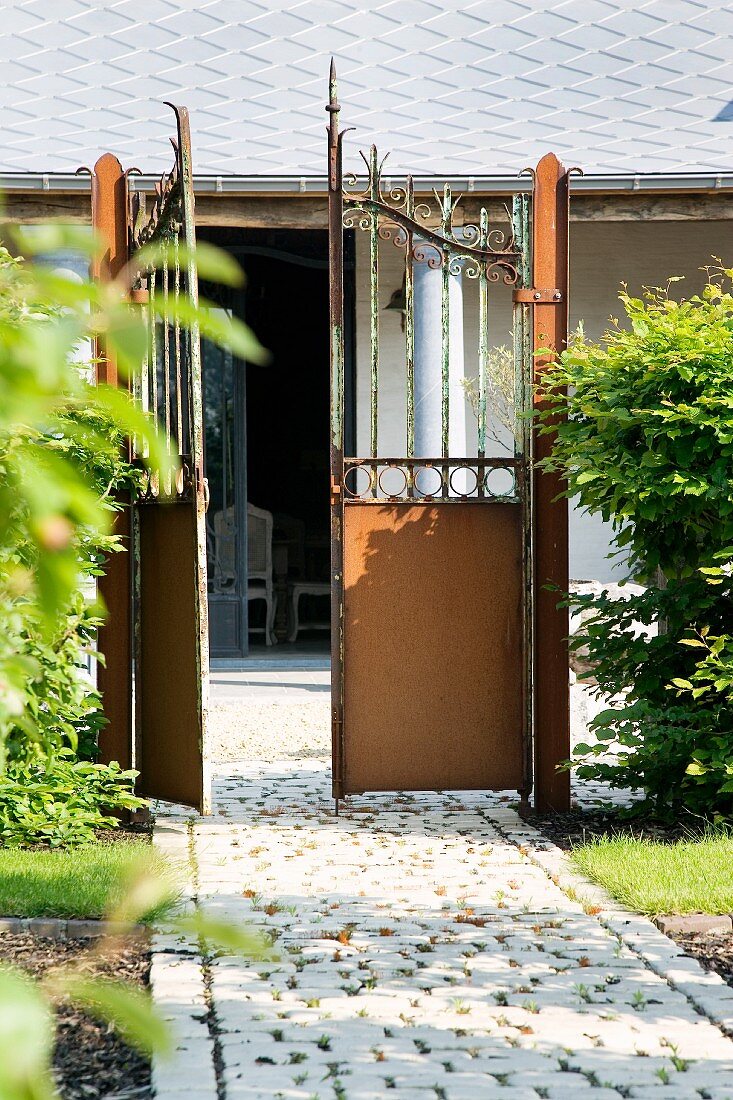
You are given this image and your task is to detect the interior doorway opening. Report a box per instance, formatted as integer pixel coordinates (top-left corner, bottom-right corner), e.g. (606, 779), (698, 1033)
(199, 227), (354, 663)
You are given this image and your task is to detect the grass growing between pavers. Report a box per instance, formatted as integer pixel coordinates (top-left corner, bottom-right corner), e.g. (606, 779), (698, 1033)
(570, 831), (733, 915)
(0, 841), (180, 921)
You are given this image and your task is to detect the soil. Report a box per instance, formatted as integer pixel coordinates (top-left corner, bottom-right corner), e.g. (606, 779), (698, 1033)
(530, 808), (733, 990)
(527, 807), (707, 851)
(0, 931), (152, 1100)
(18, 820), (154, 854)
(668, 930), (733, 989)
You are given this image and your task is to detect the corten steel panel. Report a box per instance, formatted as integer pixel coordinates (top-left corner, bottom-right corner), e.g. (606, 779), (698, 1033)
(342, 503), (524, 793)
(532, 153), (571, 813)
(138, 505), (205, 809)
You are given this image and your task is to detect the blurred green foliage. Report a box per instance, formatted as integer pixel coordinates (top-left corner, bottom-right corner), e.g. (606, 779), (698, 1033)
(537, 274), (733, 817)
(0, 221), (267, 1098)
(0, 223), (261, 844)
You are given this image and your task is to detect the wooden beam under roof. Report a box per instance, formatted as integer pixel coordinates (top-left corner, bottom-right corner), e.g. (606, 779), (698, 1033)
(3, 189), (733, 228)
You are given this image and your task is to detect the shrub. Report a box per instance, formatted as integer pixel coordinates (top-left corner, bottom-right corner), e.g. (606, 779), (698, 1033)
(0, 756), (143, 847)
(0, 238), (156, 842)
(537, 274), (733, 818)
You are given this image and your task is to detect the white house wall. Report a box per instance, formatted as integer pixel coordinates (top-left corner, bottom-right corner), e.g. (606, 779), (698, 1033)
(355, 218), (727, 582)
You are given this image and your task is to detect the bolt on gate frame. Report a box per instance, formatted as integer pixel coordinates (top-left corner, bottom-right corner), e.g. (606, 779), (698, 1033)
(327, 63), (571, 813)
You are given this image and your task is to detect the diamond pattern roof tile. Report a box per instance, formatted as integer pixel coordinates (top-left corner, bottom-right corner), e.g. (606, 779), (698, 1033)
(0, 0), (731, 177)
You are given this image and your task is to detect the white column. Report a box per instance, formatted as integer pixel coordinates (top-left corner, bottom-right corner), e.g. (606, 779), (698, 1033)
(413, 260), (467, 489)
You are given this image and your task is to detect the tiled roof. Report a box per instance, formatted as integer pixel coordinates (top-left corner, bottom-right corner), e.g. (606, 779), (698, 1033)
(1, 0), (732, 177)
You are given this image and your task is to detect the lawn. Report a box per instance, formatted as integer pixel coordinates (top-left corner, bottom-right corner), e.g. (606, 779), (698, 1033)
(570, 831), (733, 916)
(0, 841), (180, 921)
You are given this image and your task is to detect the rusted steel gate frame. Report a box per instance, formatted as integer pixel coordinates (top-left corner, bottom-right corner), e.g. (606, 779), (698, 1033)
(91, 153), (134, 770)
(91, 106), (210, 811)
(328, 63), (570, 812)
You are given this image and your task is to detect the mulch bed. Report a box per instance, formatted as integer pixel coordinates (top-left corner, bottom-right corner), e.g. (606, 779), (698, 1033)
(527, 807), (704, 850)
(530, 808), (733, 991)
(0, 931), (151, 1100)
(668, 930), (733, 988)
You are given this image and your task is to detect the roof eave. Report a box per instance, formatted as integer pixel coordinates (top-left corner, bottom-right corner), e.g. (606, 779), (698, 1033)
(2, 171), (733, 195)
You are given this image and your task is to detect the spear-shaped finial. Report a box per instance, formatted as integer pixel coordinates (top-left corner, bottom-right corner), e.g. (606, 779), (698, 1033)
(327, 57), (339, 113)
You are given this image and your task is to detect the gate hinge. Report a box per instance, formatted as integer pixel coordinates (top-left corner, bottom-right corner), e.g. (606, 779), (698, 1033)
(513, 288), (564, 304)
(330, 478), (342, 506)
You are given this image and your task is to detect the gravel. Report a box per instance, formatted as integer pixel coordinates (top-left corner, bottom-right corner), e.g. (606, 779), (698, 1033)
(208, 700), (329, 763)
(0, 932), (151, 1099)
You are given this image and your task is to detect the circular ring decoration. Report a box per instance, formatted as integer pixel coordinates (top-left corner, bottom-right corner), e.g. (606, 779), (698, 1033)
(413, 464), (443, 498)
(448, 464), (479, 497)
(378, 464), (408, 498)
(484, 466), (516, 498)
(344, 464), (374, 498)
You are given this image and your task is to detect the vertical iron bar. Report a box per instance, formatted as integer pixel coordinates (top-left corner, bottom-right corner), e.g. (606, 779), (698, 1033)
(369, 144), (379, 462)
(222, 380), (228, 514)
(141, 277), (151, 451)
(440, 185), (451, 497)
(405, 175), (415, 461)
(162, 256), (171, 495)
(173, 103), (211, 813)
(328, 60), (345, 803)
(148, 268), (158, 435)
(130, 291), (143, 459)
(477, 207), (488, 479)
(173, 233), (183, 458)
(513, 192), (533, 809)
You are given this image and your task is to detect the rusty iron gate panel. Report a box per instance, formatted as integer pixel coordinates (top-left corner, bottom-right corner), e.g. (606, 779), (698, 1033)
(128, 106), (210, 812)
(327, 63), (570, 810)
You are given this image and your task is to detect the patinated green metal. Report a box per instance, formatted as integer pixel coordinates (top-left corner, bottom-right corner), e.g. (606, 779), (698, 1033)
(327, 59), (346, 806)
(512, 190), (533, 810)
(477, 207), (489, 463)
(404, 175), (415, 460)
(173, 232), (183, 454)
(439, 184), (452, 462)
(369, 144), (380, 460)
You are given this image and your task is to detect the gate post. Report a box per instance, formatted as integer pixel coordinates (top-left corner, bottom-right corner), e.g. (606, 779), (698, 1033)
(91, 154), (133, 769)
(532, 153), (571, 813)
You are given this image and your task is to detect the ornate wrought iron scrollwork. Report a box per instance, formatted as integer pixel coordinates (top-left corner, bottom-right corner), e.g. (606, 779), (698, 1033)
(342, 144), (521, 285)
(130, 141), (184, 250)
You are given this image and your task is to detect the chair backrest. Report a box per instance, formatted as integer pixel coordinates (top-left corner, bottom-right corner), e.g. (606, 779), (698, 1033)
(212, 506), (237, 591)
(247, 502), (273, 582)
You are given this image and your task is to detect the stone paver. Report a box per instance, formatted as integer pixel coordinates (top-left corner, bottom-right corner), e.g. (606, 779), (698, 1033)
(151, 692), (733, 1098)
(153, 764), (733, 1098)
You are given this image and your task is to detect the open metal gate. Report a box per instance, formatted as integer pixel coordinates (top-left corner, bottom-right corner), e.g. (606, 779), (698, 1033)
(328, 65), (571, 811)
(93, 106), (210, 812)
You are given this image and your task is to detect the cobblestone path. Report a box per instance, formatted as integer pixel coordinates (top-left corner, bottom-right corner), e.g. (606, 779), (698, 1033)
(153, 760), (733, 1099)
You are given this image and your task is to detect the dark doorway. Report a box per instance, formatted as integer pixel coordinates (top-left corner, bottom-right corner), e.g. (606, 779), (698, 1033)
(199, 227), (354, 661)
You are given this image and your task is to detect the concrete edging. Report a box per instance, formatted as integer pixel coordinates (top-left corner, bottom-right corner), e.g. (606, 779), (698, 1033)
(0, 916), (146, 939)
(487, 806), (733, 1038)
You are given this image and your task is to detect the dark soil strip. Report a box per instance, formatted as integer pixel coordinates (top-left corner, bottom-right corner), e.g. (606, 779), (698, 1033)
(668, 930), (733, 989)
(528, 808), (709, 850)
(531, 809), (733, 991)
(0, 932), (151, 1100)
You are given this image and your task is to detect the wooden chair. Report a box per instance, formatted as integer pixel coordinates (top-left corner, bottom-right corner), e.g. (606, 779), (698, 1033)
(247, 502), (277, 645)
(286, 581), (330, 643)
